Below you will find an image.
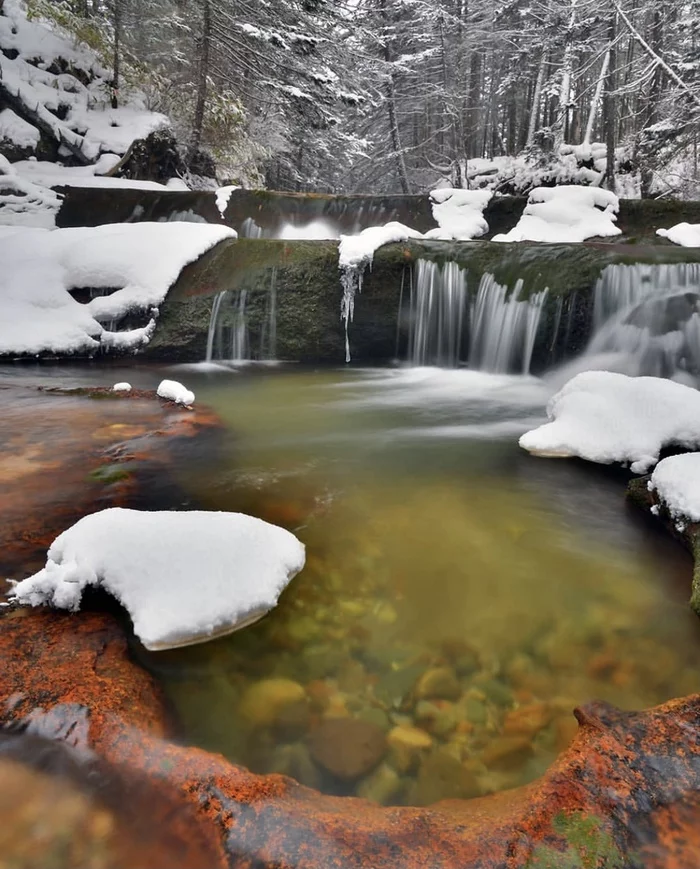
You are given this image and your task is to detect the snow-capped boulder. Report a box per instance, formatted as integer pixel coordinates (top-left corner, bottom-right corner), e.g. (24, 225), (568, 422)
(8, 508), (306, 651)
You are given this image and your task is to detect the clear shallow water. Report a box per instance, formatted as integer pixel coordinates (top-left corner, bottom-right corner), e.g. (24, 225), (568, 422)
(2, 363), (699, 805)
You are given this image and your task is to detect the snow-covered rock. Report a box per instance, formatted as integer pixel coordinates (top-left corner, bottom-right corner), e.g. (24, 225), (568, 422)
(493, 185), (621, 243)
(650, 453), (700, 523)
(519, 371), (700, 473)
(425, 188), (492, 241)
(8, 508), (306, 651)
(0, 153), (62, 228)
(656, 223), (700, 248)
(112, 382), (132, 393)
(0, 222), (236, 356)
(339, 221), (423, 270)
(157, 379), (195, 407)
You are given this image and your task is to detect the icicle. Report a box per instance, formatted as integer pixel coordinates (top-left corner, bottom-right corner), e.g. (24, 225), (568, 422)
(340, 265), (363, 363)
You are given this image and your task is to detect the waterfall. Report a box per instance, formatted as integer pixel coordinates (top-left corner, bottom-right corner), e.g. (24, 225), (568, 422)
(587, 263), (700, 378)
(408, 261), (467, 366)
(404, 260), (548, 373)
(469, 275), (548, 374)
(205, 269), (278, 363)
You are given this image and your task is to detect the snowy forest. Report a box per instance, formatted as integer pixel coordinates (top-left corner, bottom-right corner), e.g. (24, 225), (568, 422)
(6, 0), (700, 198)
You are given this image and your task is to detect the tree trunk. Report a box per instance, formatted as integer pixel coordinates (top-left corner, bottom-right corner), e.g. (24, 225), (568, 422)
(111, 0), (122, 109)
(190, 0), (212, 156)
(603, 14), (617, 190)
(526, 51), (546, 147)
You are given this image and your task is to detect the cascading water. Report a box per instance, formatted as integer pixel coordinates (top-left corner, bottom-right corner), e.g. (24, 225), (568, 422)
(404, 260), (548, 374)
(205, 269), (278, 363)
(586, 263), (700, 378)
(469, 275), (548, 374)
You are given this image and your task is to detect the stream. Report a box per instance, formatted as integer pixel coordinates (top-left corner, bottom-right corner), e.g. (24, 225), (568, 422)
(1, 361), (698, 805)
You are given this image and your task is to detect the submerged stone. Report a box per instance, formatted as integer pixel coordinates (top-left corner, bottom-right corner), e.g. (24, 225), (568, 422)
(307, 718), (387, 781)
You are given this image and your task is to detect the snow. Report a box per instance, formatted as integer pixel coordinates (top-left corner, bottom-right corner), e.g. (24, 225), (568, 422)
(216, 185), (239, 218)
(12, 160), (170, 191)
(0, 108), (40, 149)
(426, 188), (492, 240)
(339, 221), (423, 269)
(493, 185), (621, 243)
(8, 508), (306, 651)
(166, 177), (190, 191)
(113, 382), (132, 393)
(0, 155), (62, 228)
(0, 222), (236, 356)
(519, 371), (700, 473)
(157, 379), (195, 407)
(650, 454), (700, 523)
(0, 0), (168, 163)
(657, 223), (700, 248)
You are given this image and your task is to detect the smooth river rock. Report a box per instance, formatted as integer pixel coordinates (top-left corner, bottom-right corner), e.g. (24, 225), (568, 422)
(3, 608), (700, 868)
(307, 718), (387, 781)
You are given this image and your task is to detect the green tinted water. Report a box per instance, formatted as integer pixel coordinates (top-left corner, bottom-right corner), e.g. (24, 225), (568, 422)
(133, 366), (700, 805)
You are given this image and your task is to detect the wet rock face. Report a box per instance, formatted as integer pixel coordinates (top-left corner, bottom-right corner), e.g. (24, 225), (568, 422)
(2, 608), (700, 868)
(0, 732), (221, 869)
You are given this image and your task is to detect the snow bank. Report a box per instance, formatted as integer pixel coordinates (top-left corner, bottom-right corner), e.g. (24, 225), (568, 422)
(157, 379), (195, 406)
(657, 223), (700, 248)
(8, 508), (306, 651)
(519, 371), (700, 473)
(0, 222), (236, 356)
(650, 454), (700, 523)
(426, 188), (492, 240)
(493, 185), (621, 243)
(12, 160), (170, 191)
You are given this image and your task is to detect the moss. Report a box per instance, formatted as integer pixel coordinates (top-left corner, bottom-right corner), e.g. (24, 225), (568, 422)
(149, 237), (700, 365)
(525, 812), (626, 869)
(89, 465), (130, 484)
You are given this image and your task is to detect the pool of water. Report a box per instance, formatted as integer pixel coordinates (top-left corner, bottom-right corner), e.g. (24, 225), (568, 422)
(2, 362), (699, 806)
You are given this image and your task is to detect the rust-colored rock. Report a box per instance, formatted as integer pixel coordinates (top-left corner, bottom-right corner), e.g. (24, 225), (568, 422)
(0, 734), (221, 869)
(0, 384), (221, 592)
(3, 608), (700, 868)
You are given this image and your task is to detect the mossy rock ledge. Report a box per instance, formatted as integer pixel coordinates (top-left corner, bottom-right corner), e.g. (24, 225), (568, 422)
(147, 238), (700, 365)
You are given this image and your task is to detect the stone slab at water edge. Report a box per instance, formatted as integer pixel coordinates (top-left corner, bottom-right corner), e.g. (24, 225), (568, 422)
(520, 371), (700, 473)
(8, 508), (306, 651)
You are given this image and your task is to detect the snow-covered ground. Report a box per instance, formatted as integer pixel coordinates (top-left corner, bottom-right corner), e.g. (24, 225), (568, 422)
(0, 0), (167, 163)
(0, 153), (62, 227)
(9, 508), (306, 651)
(519, 371), (700, 473)
(0, 222), (235, 355)
(650, 453), (700, 524)
(493, 186), (621, 243)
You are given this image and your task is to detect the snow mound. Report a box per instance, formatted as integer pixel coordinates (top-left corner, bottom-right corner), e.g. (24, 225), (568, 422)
(339, 221), (423, 269)
(493, 185), (621, 243)
(113, 382), (131, 393)
(0, 0), (168, 164)
(8, 508), (306, 651)
(157, 379), (195, 406)
(425, 188), (492, 240)
(650, 453), (700, 523)
(519, 371), (700, 473)
(657, 223), (700, 248)
(0, 222), (236, 356)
